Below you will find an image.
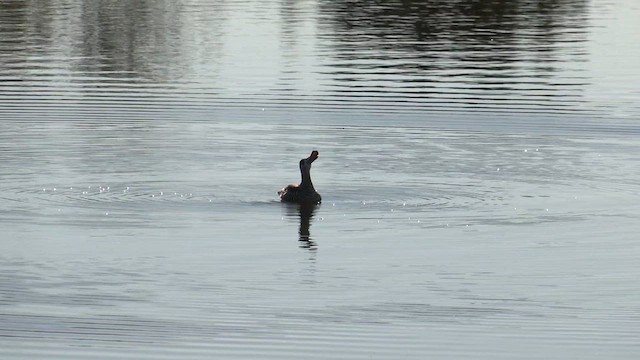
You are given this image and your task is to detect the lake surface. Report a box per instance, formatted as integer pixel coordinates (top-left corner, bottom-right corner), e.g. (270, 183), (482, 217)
(1, 0), (640, 359)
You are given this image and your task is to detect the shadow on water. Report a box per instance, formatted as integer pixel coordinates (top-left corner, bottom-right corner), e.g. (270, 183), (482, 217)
(283, 202), (320, 249)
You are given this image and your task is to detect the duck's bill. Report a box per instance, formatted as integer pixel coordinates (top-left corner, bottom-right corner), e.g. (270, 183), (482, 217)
(308, 150), (319, 162)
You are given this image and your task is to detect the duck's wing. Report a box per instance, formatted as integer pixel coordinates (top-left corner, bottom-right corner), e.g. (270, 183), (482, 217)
(278, 184), (300, 202)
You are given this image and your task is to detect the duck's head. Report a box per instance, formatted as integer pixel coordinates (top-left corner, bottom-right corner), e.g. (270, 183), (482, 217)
(299, 150), (319, 169)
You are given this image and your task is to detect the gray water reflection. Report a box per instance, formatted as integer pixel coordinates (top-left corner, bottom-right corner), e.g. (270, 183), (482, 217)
(319, 0), (590, 113)
(1, 0), (637, 128)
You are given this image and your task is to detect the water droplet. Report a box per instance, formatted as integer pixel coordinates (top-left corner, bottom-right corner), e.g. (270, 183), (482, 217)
(105, 212), (109, 216)
(209, 199), (212, 202)
(160, 192), (164, 195)
(417, 220), (420, 223)
(497, 168), (500, 171)
(53, 188), (57, 191)
(151, 194), (155, 198)
(545, 208), (549, 212)
(43, 188), (46, 191)
(402, 202), (406, 206)
(524, 149), (528, 152)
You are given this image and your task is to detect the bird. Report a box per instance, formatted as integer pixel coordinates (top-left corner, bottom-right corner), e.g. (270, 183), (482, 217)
(278, 150), (321, 204)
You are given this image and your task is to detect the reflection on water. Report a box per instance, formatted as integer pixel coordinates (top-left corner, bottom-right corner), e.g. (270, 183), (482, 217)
(0, 0), (190, 81)
(1, 0), (637, 127)
(287, 202), (319, 249)
(320, 0), (590, 113)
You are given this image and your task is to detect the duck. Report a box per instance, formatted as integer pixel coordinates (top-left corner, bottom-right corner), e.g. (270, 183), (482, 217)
(278, 150), (321, 204)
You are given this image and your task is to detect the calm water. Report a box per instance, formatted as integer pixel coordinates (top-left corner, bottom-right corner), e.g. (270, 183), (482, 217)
(1, 0), (640, 359)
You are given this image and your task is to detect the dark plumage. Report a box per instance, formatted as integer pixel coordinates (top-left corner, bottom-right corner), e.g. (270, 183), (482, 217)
(278, 150), (321, 204)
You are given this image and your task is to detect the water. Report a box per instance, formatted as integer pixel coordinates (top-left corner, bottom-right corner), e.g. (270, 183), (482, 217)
(1, 1), (640, 359)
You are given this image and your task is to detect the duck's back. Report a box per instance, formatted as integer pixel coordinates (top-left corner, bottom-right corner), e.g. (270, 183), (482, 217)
(279, 185), (321, 204)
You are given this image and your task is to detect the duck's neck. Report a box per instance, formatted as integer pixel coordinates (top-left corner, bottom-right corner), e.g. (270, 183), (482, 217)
(300, 167), (314, 189)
